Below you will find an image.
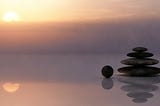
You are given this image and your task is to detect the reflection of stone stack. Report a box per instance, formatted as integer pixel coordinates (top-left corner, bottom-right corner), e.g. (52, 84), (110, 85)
(118, 47), (160, 76)
(118, 76), (160, 103)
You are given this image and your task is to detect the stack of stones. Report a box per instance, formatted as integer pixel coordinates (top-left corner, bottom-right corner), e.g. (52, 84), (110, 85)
(118, 47), (160, 76)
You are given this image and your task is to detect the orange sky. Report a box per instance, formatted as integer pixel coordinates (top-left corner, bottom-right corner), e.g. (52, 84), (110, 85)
(0, 0), (159, 53)
(0, 0), (159, 22)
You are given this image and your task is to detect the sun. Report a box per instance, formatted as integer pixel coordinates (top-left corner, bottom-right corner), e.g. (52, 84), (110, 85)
(2, 12), (20, 23)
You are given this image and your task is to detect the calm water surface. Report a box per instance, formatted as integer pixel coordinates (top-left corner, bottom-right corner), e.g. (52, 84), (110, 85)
(0, 54), (160, 106)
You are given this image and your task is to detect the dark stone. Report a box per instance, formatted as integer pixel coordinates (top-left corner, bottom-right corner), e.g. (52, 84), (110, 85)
(121, 58), (159, 65)
(127, 52), (153, 58)
(101, 65), (113, 78)
(133, 47), (148, 52)
(118, 66), (160, 76)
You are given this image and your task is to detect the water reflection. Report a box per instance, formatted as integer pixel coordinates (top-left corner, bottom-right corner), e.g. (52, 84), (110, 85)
(102, 76), (160, 103)
(101, 78), (113, 90)
(118, 76), (160, 103)
(2, 82), (20, 93)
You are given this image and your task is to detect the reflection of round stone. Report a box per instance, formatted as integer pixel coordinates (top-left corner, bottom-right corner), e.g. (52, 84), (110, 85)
(102, 78), (113, 90)
(101, 65), (114, 78)
(127, 52), (153, 58)
(118, 66), (160, 76)
(133, 47), (148, 52)
(121, 58), (159, 65)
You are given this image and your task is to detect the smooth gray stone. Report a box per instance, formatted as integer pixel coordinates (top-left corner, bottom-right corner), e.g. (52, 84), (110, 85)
(133, 47), (148, 52)
(101, 65), (114, 78)
(121, 58), (159, 65)
(118, 66), (160, 76)
(127, 52), (153, 58)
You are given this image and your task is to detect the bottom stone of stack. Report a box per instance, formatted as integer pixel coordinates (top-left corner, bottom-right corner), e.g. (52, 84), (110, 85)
(118, 66), (160, 76)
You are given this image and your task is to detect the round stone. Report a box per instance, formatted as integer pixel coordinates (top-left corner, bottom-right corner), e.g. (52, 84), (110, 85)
(118, 66), (160, 76)
(101, 65), (114, 78)
(133, 47), (148, 52)
(127, 52), (153, 58)
(121, 58), (159, 65)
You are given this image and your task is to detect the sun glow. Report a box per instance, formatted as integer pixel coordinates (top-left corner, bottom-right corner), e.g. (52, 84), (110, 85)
(2, 12), (20, 23)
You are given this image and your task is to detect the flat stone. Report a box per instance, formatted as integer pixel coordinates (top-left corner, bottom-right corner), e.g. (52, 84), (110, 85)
(133, 47), (148, 52)
(121, 58), (159, 65)
(127, 52), (153, 58)
(118, 66), (160, 76)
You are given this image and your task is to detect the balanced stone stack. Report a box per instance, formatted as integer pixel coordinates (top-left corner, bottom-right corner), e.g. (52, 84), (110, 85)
(118, 47), (160, 76)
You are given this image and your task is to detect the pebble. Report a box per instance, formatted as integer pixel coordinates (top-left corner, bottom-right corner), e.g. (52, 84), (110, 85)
(133, 47), (148, 52)
(121, 58), (159, 65)
(101, 65), (113, 78)
(118, 66), (160, 76)
(127, 52), (153, 58)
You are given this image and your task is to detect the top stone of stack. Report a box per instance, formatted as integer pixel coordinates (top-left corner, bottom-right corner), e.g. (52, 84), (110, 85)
(132, 47), (148, 52)
(127, 47), (154, 58)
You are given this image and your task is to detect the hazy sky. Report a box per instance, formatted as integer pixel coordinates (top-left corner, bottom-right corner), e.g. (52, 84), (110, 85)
(0, 0), (160, 22)
(0, 0), (159, 54)
(0, 18), (160, 54)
